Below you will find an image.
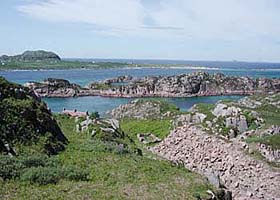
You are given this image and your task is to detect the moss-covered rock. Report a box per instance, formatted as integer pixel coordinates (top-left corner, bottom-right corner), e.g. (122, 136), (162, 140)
(0, 77), (68, 155)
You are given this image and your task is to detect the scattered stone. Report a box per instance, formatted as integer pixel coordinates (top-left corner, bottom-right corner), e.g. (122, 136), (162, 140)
(137, 133), (161, 144)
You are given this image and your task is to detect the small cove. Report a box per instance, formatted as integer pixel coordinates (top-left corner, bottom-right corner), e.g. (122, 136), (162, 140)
(43, 95), (243, 116)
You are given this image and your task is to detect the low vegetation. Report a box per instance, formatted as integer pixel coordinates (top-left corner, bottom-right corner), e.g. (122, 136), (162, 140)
(121, 119), (172, 141)
(0, 115), (215, 199)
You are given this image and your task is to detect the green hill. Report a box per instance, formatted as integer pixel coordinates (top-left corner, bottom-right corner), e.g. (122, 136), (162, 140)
(0, 50), (61, 62)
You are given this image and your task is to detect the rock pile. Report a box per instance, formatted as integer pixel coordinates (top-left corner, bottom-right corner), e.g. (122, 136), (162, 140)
(151, 125), (280, 199)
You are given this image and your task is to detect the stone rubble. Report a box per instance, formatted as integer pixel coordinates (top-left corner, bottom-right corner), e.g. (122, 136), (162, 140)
(151, 125), (280, 200)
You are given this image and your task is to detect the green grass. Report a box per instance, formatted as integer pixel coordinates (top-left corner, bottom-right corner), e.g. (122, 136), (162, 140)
(255, 106), (280, 127)
(246, 135), (280, 150)
(194, 103), (215, 121)
(237, 94), (280, 127)
(121, 119), (172, 140)
(0, 115), (214, 199)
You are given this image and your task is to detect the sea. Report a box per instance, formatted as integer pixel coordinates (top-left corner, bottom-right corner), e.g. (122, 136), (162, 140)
(1, 59), (280, 116)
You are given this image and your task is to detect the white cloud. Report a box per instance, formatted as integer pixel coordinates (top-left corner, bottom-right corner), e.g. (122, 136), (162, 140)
(18, 0), (280, 41)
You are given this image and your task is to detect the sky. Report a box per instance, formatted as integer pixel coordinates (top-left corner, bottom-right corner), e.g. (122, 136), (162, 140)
(0, 0), (280, 62)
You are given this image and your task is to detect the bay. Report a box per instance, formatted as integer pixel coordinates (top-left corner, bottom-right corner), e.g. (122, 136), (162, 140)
(1, 65), (279, 116)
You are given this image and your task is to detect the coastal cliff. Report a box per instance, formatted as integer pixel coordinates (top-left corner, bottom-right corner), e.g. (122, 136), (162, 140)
(26, 72), (280, 98)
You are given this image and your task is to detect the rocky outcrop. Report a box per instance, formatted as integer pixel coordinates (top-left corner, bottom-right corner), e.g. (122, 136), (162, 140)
(0, 50), (61, 62)
(101, 75), (134, 85)
(88, 72), (280, 97)
(107, 99), (179, 119)
(25, 78), (91, 97)
(151, 125), (280, 200)
(25, 72), (280, 98)
(76, 117), (142, 155)
(0, 77), (68, 155)
(238, 93), (280, 109)
(173, 112), (207, 127)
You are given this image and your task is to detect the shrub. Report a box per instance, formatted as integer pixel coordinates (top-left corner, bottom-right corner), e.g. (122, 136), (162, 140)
(0, 155), (23, 180)
(20, 167), (60, 185)
(19, 154), (49, 168)
(61, 166), (89, 181)
(90, 112), (100, 119)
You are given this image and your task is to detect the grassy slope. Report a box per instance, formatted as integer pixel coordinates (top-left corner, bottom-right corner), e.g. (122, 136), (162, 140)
(121, 119), (172, 141)
(0, 115), (213, 200)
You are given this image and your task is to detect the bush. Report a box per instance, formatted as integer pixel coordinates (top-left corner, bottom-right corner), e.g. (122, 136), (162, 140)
(20, 165), (90, 185)
(61, 166), (89, 181)
(0, 154), (89, 184)
(90, 112), (100, 119)
(0, 155), (23, 180)
(20, 167), (60, 185)
(19, 154), (49, 168)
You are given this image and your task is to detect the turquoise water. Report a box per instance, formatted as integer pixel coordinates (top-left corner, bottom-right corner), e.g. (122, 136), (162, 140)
(1, 66), (279, 116)
(43, 95), (242, 116)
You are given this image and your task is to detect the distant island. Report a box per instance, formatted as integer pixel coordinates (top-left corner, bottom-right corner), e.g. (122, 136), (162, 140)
(0, 50), (61, 62)
(0, 50), (130, 70)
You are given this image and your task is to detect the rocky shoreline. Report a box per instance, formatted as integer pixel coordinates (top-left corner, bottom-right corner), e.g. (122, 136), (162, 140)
(25, 72), (280, 98)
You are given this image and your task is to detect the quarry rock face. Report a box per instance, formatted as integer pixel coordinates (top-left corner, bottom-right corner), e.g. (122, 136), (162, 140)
(151, 125), (280, 200)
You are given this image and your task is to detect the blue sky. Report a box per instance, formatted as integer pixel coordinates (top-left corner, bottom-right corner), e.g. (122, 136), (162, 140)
(1, 0), (280, 62)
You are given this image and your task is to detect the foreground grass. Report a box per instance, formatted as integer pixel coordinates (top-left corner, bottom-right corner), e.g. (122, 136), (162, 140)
(0, 115), (213, 200)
